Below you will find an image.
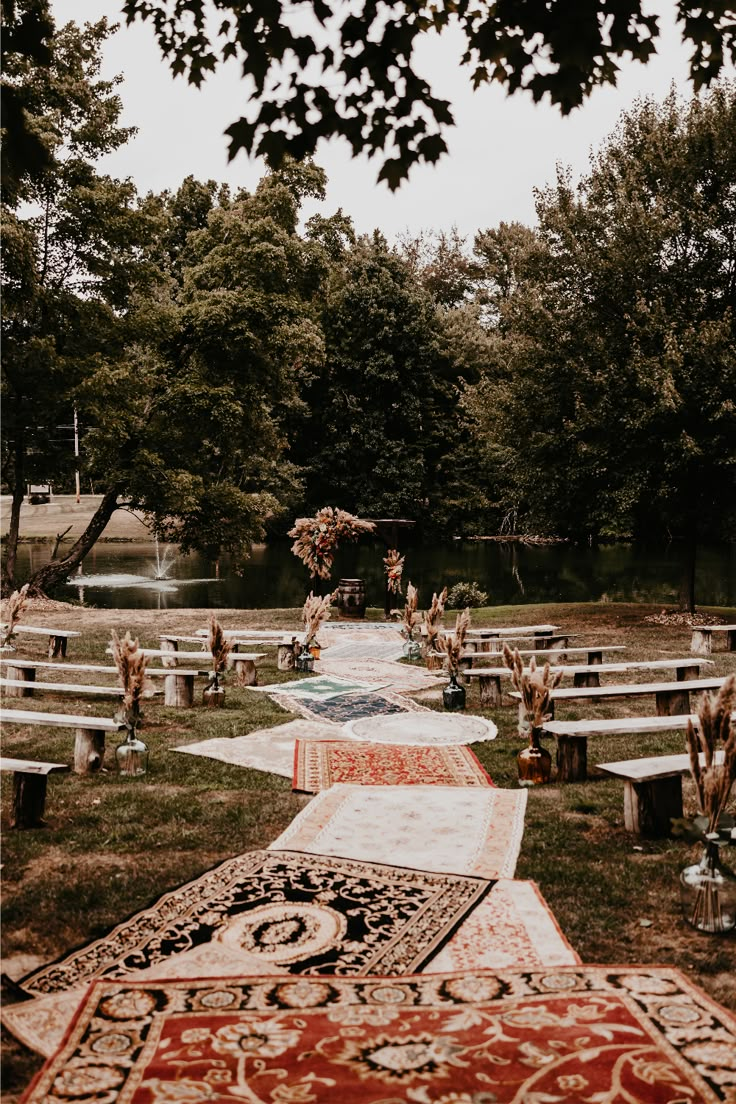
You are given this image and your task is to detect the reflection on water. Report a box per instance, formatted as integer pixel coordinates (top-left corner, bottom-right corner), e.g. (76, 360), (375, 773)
(13, 538), (736, 610)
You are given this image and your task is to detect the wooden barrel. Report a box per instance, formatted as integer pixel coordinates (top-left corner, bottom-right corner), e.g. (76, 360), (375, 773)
(337, 578), (366, 619)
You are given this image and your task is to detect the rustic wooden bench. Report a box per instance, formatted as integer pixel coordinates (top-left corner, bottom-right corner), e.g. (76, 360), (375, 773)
(597, 750), (726, 836)
(1, 624), (81, 658)
(461, 645), (626, 667)
(0, 677), (129, 699)
(542, 711), (736, 784)
(690, 624), (736, 655)
(0, 658), (213, 708)
(464, 658), (710, 706)
(186, 631), (298, 670)
(0, 708), (125, 774)
(1, 756), (69, 828)
(111, 648), (266, 686)
(510, 675), (728, 721)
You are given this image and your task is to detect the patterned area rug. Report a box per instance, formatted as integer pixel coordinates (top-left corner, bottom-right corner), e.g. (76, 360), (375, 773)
(317, 656), (447, 693)
(1, 944), (287, 1059)
(426, 879), (581, 972)
(319, 640), (405, 661)
(278, 691), (429, 723)
(19, 851), (490, 997)
(342, 711), (497, 745)
(171, 720), (343, 777)
(293, 740), (495, 791)
(24, 968), (736, 1103)
(269, 784), (524, 878)
(248, 674), (390, 700)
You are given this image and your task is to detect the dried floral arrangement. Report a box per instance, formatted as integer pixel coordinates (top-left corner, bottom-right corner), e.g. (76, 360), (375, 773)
(207, 615), (232, 691)
(289, 508), (375, 580)
(435, 608), (470, 675)
(383, 549), (405, 595)
(1, 583), (30, 648)
(503, 644), (562, 730)
(110, 630), (150, 732)
(393, 582), (423, 641)
(302, 592), (334, 645)
(424, 586), (448, 653)
(682, 676), (736, 839)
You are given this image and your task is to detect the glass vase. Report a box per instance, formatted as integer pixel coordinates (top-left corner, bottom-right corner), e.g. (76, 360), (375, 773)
(680, 840), (736, 934)
(403, 638), (421, 660)
(116, 732), (149, 776)
(296, 645), (315, 673)
(517, 725), (552, 785)
(442, 672), (466, 711)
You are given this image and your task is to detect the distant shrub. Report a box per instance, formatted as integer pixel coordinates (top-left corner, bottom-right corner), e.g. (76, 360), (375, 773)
(446, 581), (489, 609)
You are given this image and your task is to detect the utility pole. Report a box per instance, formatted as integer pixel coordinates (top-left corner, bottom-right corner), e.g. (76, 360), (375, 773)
(73, 405), (81, 503)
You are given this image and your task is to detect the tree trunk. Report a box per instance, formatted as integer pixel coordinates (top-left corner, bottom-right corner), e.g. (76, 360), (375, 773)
(678, 526), (697, 614)
(1, 432), (27, 594)
(26, 488), (122, 596)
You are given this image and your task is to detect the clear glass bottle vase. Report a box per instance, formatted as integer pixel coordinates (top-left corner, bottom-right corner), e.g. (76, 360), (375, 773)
(680, 839), (736, 934)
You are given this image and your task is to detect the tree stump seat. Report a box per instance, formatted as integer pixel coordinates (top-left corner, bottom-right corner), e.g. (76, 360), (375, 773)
(1, 756), (70, 829)
(597, 750), (725, 836)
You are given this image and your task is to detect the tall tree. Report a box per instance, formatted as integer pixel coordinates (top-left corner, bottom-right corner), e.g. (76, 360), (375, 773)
(466, 84), (736, 608)
(120, 0), (735, 187)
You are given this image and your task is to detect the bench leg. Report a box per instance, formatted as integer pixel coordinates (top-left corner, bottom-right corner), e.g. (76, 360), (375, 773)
(623, 777), (683, 836)
(160, 638), (178, 669)
(690, 630), (711, 655)
(74, 727), (105, 774)
(5, 665), (36, 697)
(677, 666), (699, 682)
(656, 689), (690, 716)
(573, 671), (600, 688)
(164, 673), (194, 708)
(48, 635), (67, 659)
(10, 773), (48, 828)
(233, 659), (257, 687)
(556, 735), (587, 782)
(587, 650), (603, 665)
(478, 676), (502, 707)
(728, 630), (736, 651)
(277, 643), (296, 671)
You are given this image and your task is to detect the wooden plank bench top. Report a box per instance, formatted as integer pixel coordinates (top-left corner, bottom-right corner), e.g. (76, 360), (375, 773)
(0, 658), (210, 677)
(466, 658), (710, 678)
(463, 645), (626, 660)
(0, 677), (128, 697)
(110, 649), (266, 662)
(0, 708), (125, 731)
(510, 675), (726, 707)
(596, 750), (725, 837)
(692, 624), (736, 631)
(0, 756), (70, 829)
(192, 629), (298, 640)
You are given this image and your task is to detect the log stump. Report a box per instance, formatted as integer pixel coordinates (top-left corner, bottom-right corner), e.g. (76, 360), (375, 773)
(164, 673), (194, 708)
(573, 671), (600, 688)
(203, 687), (225, 708)
(74, 728), (105, 774)
(656, 688), (691, 716)
(5, 665), (36, 697)
(232, 658), (257, 687)
(556, 735), (587, 783)
(48, 635), (68, 659)
(278, 643), (296, 671)
(690, 629), (711, 655)
(479, 676), (503, 708)
(160, 638), (179, 669)
(11, 773), (48, 828)
(624, 777), (683, 836)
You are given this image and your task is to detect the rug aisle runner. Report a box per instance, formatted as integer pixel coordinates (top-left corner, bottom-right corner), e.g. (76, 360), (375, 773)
(269, 783), (525, 878)
(172, 719), (343, 778)
(23, 968), (736, 1103)
(293, 739), (494, 791)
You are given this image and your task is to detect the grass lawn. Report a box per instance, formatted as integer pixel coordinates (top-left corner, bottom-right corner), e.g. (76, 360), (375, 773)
(2, 599), (736, 1099)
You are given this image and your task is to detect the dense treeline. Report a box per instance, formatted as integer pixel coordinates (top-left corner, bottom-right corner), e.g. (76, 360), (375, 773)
(2, 15), (735, 608)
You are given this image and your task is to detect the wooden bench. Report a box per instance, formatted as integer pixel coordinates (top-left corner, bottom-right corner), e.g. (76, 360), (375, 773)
(110, 648), (266, 687)
(0, 658), (212, 708)
(510, 676), (728, 721)
(464, 658), (711, 707)
(1, 756), (69, 829)
(186, 631), (298, 670)
(597, 750), (726, 836)
(462, 645), (626, 667)
(543, 711), (736, 784)
(690, 624), (736, 655)
(1, 624), (81, 658)
(0, 708), (125, 774)
(0, 677), (129, 699)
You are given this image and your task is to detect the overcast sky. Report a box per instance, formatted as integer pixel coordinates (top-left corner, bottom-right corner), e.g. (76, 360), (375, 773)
(52, 1), (714, 241)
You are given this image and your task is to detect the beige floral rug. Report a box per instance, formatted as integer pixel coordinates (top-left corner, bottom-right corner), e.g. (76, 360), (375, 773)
(269, 783), (526, 878)
(316, 655), (446, 693)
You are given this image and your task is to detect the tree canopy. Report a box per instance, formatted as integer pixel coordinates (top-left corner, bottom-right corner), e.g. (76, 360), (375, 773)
(120, 0), (736, 187)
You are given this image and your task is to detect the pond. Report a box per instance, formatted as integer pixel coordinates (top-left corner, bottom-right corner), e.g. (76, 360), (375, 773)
(14, 538), (736, 610)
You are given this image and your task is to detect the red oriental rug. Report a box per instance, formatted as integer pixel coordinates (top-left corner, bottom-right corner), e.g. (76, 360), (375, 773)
(23, 967), (736, 1103)
(293, 739), (494, 792)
